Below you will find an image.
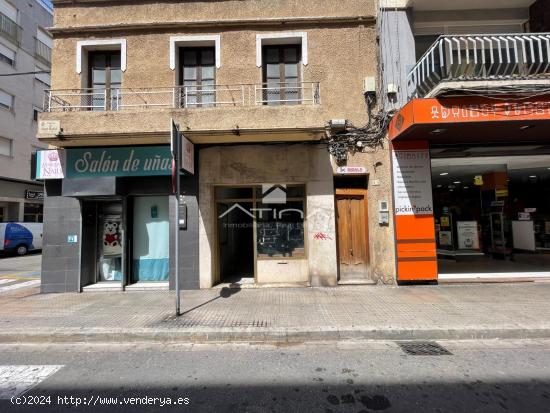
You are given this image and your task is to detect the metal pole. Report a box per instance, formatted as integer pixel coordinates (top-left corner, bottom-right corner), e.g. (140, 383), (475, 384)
(175, 130), (181, 316)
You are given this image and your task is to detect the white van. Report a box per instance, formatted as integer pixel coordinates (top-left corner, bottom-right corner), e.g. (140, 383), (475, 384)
(0, 222), (43, 255)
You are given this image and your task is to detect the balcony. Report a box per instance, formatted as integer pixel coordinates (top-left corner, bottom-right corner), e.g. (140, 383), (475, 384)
(43, 82), (321, 112)
(0, 12), (21, 45)
(39, 82), (328, 145)
(407, 33), (550, 99)
(35, 38), (52, 65)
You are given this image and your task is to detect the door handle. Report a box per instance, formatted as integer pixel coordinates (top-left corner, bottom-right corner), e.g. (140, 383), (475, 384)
(350, 248), (353, 256)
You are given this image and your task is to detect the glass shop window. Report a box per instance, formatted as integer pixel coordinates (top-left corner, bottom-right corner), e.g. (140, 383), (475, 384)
(256, 185), (305, 259)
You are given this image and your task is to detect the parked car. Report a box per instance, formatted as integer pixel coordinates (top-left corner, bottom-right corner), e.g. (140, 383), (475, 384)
(0, 222), (43, 256)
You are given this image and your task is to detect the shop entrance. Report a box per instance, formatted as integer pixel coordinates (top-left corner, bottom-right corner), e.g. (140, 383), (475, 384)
(215, 185), (307, 285)
(431, 146), (550, 280)
(81, 200), (125, 289)
(217, 201), (254, 283)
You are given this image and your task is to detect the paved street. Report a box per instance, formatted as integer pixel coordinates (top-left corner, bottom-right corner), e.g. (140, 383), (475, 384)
(0, 254), (41, 294)
(0, 339), (549, 412)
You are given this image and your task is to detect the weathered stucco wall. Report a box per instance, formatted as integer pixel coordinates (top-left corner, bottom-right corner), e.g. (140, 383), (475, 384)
(43, 22), (377, 142)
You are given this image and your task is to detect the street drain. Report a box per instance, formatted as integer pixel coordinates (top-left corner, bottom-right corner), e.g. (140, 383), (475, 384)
(397, 341), (452, 356)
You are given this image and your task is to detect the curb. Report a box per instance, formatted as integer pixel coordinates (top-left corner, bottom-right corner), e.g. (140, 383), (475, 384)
(1, 327), (550, 344)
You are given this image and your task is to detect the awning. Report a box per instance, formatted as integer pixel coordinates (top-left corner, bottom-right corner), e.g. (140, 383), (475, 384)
(388, 96), (550, 144)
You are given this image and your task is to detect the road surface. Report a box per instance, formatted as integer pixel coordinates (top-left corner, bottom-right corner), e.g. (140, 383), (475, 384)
(0, 339), (549, 412)
(0, 253), (41, 293)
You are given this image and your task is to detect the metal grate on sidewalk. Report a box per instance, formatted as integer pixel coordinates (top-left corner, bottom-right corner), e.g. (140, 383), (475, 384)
(397, 341), (452, 356)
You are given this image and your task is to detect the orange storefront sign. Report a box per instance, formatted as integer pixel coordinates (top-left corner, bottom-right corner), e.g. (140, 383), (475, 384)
(389, 97), (550, 141)
(391, 140), (438, 282)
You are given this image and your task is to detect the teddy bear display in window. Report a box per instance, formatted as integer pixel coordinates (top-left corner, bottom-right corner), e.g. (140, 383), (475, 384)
(103, 221), (121, 254)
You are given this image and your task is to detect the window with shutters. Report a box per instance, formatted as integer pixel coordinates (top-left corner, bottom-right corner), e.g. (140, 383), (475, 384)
(180, 47), (216, 107)
(0, 89), (14, 111)
(0, 136), (12, 157)
(0, 42), (15, 66)
(262, 45), (301, 105)
(88, 51), (121, 111)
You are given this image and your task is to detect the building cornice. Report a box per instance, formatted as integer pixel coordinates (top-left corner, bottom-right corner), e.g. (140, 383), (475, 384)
(48, 15), (376, 35)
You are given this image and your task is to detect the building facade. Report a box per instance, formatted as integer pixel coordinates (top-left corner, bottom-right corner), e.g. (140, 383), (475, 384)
(381, 0), (550, 283)
(38, 0), (397, 292)
(0, 0), (52, 223)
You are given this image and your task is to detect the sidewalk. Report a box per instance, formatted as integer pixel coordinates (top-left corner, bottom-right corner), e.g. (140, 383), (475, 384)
(1, 283), (550, 344)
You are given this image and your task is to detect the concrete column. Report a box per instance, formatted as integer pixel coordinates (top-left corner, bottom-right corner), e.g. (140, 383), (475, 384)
(18, 202), (25, 221)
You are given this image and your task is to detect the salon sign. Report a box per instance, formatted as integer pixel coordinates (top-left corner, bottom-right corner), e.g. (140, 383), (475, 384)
(36, 146), (172, 179)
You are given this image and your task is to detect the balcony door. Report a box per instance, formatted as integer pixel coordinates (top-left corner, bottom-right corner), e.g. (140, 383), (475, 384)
(89, 51), (121, 110)
(262, 45), (301, 105)
(180, 47), (216, 107)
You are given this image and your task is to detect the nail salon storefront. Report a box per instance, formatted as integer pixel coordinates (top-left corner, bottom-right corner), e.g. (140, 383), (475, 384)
(37, 145), (199, 293)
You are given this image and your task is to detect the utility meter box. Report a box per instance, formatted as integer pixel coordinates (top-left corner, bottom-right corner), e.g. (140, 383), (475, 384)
(379, 200), (390, 225)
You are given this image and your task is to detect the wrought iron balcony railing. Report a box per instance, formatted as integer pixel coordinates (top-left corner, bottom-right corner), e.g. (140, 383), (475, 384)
(43, 82), (321, 112)
(407, 33), (550, 99)
(0, 12), (21, 45)
(35, 38), (52, 65)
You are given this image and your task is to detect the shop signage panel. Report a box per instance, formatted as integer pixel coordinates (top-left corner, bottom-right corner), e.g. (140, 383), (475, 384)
(25, 190), (44, 200)
(37, 146), (172, 179)
(181, 135), (194, 175)
(66, 146), (172, 178)
(38, 120), (61, 135)
(336, 166), (367, 174)
(389, 97), (550, 141)
(392, 148), (433, 216)
(35, 150), (65, 179)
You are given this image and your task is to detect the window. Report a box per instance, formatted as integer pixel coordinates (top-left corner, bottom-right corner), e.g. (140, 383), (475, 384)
(0, 89), (13, 111)
(256, 185), (306, 259)
(76, 39), (126, 74)
(0, 136), (12, 156)
(0, 0), (19, 45)
(88, 51), (121, 110)
(35, 27), (52, 64)
(262, 45), (301, 105)
(180, 47), (215, 107)
(0, 0), (17, 22)
(33, 107), (41, 121)
(24, 203), (43, 223)
(34, 65), (50, 86)
(0, 42), (15, 66)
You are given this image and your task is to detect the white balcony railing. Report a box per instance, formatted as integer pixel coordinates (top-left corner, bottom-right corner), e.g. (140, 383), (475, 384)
(408, 33), (550, 99)
(43, 82), (321, 112)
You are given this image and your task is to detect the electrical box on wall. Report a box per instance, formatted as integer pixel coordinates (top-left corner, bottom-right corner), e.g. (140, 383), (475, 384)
(363, 77), (376, 94)
(179, 197), (187, 230)
(387, 83), (398, 95)
(379, 200), (389, 225)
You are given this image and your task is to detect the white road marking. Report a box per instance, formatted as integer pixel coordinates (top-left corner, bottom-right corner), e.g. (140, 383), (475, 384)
(0, 280), (40, 293)
(0, 280), (14, 285)
(0, 365), (63, 399)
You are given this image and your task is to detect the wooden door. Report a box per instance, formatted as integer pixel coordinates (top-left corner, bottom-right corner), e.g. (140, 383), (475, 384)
(336, 190), (369, 281)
